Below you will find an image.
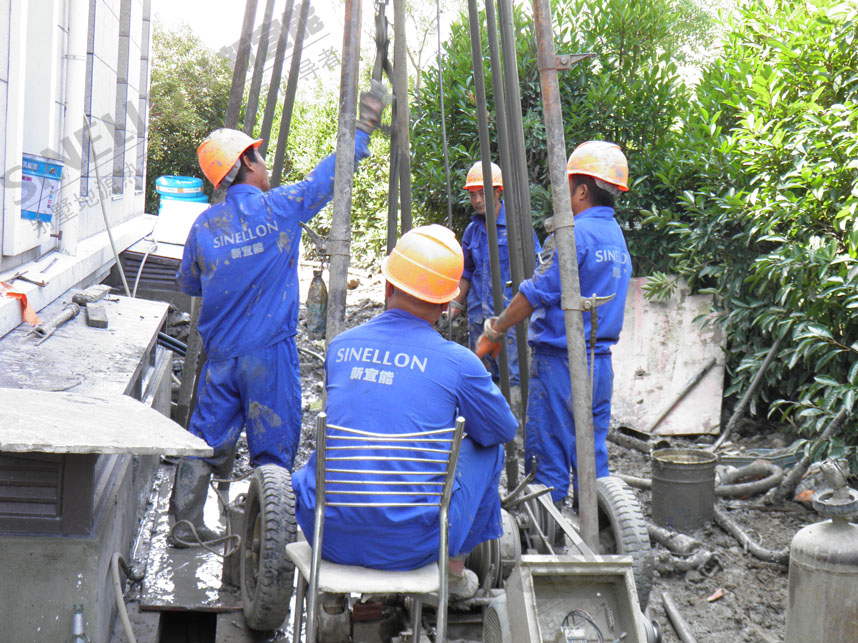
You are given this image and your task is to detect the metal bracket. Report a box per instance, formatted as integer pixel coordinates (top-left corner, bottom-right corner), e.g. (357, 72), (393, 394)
(566, 292), (615, 312)
(299, 222), (329, 258)
(540, 52), (595, 72)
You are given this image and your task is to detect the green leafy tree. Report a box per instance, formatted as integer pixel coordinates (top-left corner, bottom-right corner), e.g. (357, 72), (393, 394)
(645, 0), (858, 460)
(411, 0), (712, 264)
(146, 21), (232, 211)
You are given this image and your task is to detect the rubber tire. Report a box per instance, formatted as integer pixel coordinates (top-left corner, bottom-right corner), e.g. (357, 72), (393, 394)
(241, 464), (298, 631)
(596, 476), (654, 609)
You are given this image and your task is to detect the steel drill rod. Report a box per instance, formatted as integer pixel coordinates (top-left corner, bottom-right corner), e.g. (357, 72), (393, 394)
(324, 0), (361, 344)
(466, 0), (511, 402)
(646, 357), (716, 434)
(271, 0), (311, 187)
(259, 0), (295, 154)
(482, 0), (525, 489)
(386, 99), (400, 254)
(531, 0), (598, 549)
(225, 0), (258, 130)
(497, 0), (536, 276)
(436, 0), (454, 227)
(393, 0), (412, 232)
(243, 0), (277, 135)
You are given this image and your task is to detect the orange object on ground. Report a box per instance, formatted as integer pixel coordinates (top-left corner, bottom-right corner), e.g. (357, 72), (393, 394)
(381, 224), (463, 304)
(197, 128), (263, 189)
(566, 140), (629, 192)
(1, 281), (41, 325)
(463, 161), (503, 190)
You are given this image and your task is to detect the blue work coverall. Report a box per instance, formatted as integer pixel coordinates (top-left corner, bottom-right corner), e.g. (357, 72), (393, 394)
(176, 130), (370, 470)
(462, 202), (541, 385)
(293, 308), (518, 570)
(517, 205), (631, 502)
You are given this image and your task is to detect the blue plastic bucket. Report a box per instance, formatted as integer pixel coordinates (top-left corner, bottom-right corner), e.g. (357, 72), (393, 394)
(156, 176), (208, 212)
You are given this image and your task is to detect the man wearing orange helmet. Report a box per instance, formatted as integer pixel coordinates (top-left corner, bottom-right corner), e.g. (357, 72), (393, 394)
(450, 161), (541, 412)
(293, 225), (517, 585)
(170, 86), (388, 546)
(476, 142), (632, 509)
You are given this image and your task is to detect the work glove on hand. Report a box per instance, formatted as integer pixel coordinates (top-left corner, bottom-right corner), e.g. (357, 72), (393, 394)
(475, 317), (503, 360)
(356, 79), (391, 134)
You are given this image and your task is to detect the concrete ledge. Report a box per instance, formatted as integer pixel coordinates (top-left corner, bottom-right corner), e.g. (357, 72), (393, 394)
(0, 213), (155, 339)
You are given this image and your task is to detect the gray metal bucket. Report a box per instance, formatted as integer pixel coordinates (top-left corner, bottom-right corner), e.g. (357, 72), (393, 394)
(651, 448), (717, 533)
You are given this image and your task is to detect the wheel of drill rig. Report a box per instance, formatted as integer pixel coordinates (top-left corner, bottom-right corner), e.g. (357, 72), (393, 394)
(596, 476), (653, 609)
(241, 464), (297, 631)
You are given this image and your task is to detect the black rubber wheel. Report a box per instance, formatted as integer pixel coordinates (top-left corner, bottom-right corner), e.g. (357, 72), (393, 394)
(596, 476), (653, 609)
(241, 464), (297, 631)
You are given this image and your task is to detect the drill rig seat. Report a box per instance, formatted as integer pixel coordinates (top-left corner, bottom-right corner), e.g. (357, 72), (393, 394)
(286, 413), (466, 643)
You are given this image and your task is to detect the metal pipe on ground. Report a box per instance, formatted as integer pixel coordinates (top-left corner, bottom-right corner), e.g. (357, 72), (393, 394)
(392, 0), (412, 232)
(259, 0), (295, 154)
(270, 0), (311, 187)
(712, 332), (788, 451)
(324, 0), (362, 344)
(465, 0), (512, 405)
(242, 0), (277, 135)
(530, 0), (599, 549)
(662, 591), (699, 643)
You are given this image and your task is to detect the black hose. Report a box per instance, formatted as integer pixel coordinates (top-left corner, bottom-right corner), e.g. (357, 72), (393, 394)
(158, 332), (187, 356)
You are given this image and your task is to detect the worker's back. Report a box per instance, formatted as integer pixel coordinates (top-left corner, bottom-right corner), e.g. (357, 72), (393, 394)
(292, 307), (517, 570)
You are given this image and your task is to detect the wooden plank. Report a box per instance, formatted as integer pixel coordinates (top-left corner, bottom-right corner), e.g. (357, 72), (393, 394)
(612, 277), (725, 436)
(0, 388), (212, 456)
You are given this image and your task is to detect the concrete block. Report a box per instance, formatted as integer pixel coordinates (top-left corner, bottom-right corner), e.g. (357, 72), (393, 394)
(86, 303), (108, 327)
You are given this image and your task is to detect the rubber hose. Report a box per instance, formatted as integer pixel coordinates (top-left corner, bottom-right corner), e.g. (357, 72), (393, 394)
(716, 461), (783, 498)
(111, 552), (137, 643)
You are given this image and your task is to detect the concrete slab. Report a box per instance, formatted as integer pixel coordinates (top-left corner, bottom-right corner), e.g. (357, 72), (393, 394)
(0, 294), (164, 396)
(612, 277), (725, 436)
(0, 388), (211, 455)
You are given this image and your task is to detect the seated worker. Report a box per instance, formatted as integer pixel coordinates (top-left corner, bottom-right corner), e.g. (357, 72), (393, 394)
(292, 225), (518, 596)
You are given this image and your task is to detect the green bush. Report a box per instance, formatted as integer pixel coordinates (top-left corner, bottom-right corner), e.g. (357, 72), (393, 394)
(645, 0), (858, 458)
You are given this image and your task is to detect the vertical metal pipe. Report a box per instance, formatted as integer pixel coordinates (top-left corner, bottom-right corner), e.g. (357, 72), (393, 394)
(270, 0), (311, 187)
(436, 0), (454, 228)
(497, 0), (536, 277)
(484, 0), (522, 491)
(393, 0), (412, 232)
(324, 0), (361, 343)
(531, 0), (598, 549)
(225, 0), (258, 129)
(259, 0), (295, 155)
(242, 0), (277, 135)
(386, 98), (400, 254)
(466, 0), (511, 407)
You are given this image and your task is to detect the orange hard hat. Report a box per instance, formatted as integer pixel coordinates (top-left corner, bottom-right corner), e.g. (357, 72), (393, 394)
(381, 225), (463, 304)
(463, 161), (503, 190)
(197, 128), (263, 189)
(567, 141), (629, 192)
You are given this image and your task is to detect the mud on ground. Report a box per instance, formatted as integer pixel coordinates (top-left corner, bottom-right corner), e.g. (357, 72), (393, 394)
(168, 261), (822, 642)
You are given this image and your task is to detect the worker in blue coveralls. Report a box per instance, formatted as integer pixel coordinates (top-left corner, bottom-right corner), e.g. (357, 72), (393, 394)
(293, 224), (518, 598)
(169, 84), (389, 547)
(448, 161), (541, 417)
(476, 141), (632, 509)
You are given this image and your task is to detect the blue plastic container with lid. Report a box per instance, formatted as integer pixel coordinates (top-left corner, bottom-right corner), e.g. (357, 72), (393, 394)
(156, 176), (208, 212)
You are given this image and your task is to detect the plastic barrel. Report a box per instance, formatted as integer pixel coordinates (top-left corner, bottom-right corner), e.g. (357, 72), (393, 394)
(156, 176), (208, 213)
(651, 448), (717, 533)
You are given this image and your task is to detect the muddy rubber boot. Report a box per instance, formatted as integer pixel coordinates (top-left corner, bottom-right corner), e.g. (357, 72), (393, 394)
(168, 458), (224, 548)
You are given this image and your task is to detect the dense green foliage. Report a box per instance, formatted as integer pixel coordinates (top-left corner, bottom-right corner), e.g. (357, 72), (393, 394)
(411, 0), (712, 265)
(645, 0), (858, 457)
(146, 22), (232, 212)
